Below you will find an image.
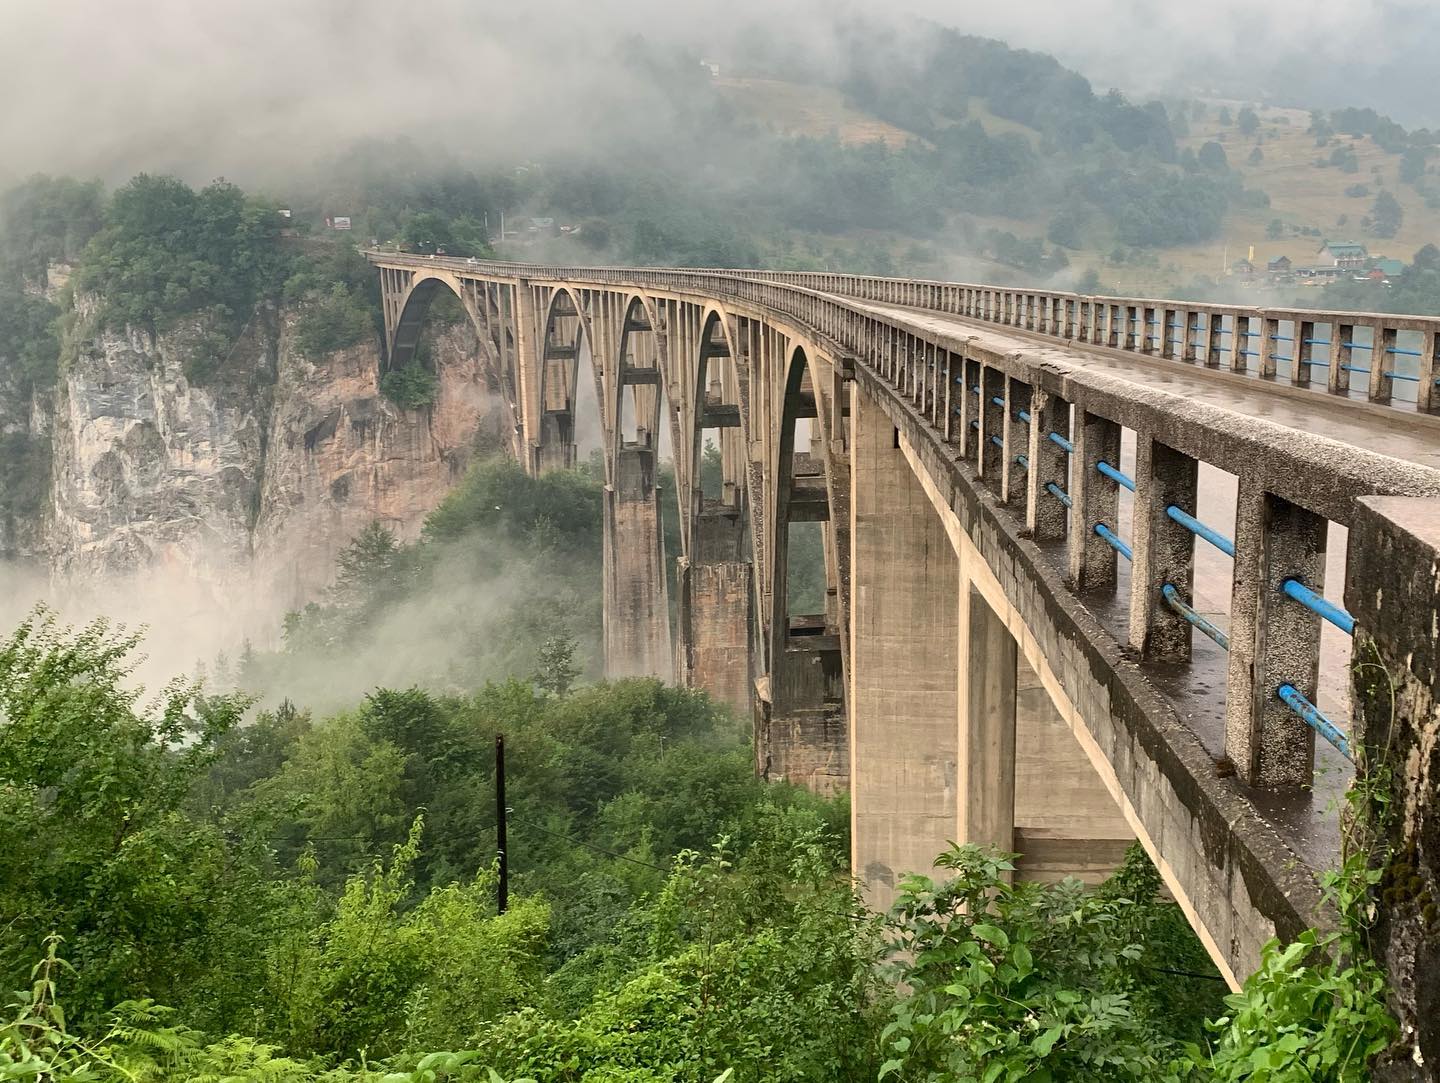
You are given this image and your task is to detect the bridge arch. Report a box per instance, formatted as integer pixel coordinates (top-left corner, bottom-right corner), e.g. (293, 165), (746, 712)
(756, 342), (848, 790)
(378, 266), (523, 457)
(536, 286), (601, 475)
(676, 304), (757, 718)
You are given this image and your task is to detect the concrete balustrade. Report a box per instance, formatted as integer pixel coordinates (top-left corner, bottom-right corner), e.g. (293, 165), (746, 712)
(368, 253), (1440, 1021)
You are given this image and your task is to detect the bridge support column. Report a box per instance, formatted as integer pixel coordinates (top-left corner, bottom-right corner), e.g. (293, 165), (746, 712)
(850, 383), (959, 910)
(677, 507), (752, 717)
(958, 584), (1016, 860)
(1013, 650), (1136, 884)
(603, 445), (673, 681)
(1225, 487), (1324, 787)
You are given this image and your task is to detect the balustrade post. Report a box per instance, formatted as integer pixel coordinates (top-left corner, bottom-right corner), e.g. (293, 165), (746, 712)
(1128, 439), (1200, 662)
(1068, 408), (1121, 594)
(1419, 326), (1438, 412)
(1204, 311), (1225, 367)
(1232, 313), (1252, 372)
(1296, 318), (1317, 386)
(1344, 497), (1440, 1068)
(1161, 306), (1179, 359)
(1369, 322), (1395, 404)
(1108, 304), (1123, 349)
(1004, 376), (1031, 508)
(961, 355), (982, 463)
(1224, 486), (1324, 787)
(1330, 320), (1354, 394)
(1026, 389), (1071, 543)
(1077, 300), (1092, 343)
(1259, 316), (1279, 379)
(979, 364), (1007, 485)
(942, 351), (958, 444)
(1062, 299), (1076, 339)
(1181, 310), (1198, 362)
(1141, 305), (1157, 354)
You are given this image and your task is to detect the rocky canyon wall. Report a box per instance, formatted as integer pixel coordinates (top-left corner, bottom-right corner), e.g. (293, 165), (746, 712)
(3, 294), (506, 646)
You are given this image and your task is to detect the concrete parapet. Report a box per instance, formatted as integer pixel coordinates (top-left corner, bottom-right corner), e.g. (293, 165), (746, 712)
(1347, 496), (1440, 1080)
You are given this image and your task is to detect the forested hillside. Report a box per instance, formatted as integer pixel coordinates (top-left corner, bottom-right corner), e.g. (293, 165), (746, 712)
(0, 453), (1399, 1081)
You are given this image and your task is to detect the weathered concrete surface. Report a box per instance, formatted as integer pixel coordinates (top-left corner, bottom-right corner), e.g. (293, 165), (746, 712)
(677, 506), (752, 717)
(603, 444), (673, 680)
(1347, 496), (1440, 1081)
(1014, 651), (1136, 885)
(849, 383), (959, 910)
(868, 369), (1321, 989)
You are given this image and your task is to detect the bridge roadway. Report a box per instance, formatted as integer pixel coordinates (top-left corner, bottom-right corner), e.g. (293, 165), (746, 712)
(369, 254), (1440, 1054)
(839, 294), (1440, 870)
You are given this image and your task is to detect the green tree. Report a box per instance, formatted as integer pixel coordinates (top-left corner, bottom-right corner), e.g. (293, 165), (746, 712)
(1197, 141), (1229, 171)
(1369, 190), (1403, 238)
(291, 284), (374, 358)
(1237, 107), (1260, 136)
(0, 610), (251, 1023)
(533, 633), (581, 697)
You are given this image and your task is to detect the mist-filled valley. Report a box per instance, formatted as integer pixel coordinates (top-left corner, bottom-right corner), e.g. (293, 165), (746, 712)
(1, 1), (1435, 1079)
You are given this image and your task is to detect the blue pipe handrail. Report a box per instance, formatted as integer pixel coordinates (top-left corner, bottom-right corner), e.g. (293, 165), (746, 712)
(1161, 584), (1230, 650)
(1164, 506), (1236, 558)
(1277, 683), (1353, 761)
(1281, 579), (1356, 635)
(1046, 482), (1072, 508)
(1094, 523), (1133, 561)
(1096, 460), (1136, 492)
(1048, 432), (1074, 453)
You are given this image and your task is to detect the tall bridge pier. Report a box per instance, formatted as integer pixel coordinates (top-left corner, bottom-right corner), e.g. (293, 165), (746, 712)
(373, 254), (1440, 1068)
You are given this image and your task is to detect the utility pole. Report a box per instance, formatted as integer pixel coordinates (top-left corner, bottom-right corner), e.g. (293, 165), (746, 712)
(496, 733), (508, 914)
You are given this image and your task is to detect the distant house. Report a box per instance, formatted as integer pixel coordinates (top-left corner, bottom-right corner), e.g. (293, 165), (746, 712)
(1318, 240), (1369, 269)
(1267, 255), (1293, 273)
(527, 217), (555, 233)
(1371, 257), (1406, 280)
(1231, 257), (1256, 275)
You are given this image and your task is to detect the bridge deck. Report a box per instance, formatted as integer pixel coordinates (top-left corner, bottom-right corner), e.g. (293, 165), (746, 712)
(839, 296), (1440, 870)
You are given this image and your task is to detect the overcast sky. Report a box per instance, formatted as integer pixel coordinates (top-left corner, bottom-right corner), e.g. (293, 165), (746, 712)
(1, 0), (1436, 188)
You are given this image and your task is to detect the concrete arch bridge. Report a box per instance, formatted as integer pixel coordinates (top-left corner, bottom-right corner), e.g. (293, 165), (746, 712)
(370, 252), (1440, 1051)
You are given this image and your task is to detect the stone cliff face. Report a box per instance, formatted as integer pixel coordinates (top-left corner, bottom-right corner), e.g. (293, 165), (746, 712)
(253, 316), (503, 614)
(16, 298), (502, 639)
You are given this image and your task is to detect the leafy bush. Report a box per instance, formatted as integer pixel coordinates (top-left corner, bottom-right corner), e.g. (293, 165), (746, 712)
(380, 361), (439, 408)
(293, 284), (374, 358)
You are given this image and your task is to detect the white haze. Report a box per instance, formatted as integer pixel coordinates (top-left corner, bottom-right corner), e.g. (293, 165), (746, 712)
(1, 0), (1434, 705)
(3, 0), (1438, 190)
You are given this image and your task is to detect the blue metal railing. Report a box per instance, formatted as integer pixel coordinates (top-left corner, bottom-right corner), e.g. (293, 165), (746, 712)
(1165, 506), (1236, 558)
(1048, 432), (1074, 453)
(1046, 482), (1072, 508)
(1094, 523), (1133, 560)
(1016, 454), (1029, 469)
(1281, 579), (1356, 635)
(1096, 460), (1136, 492)
(1277, 683), (1352, 760)
(1161, 584), (1230, 650)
